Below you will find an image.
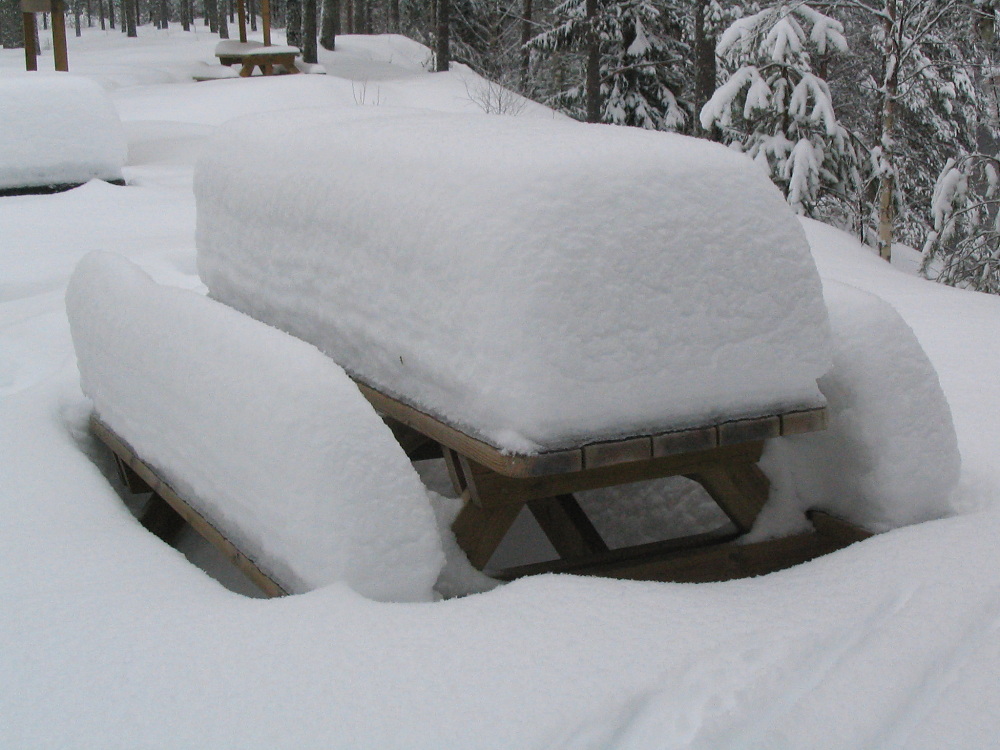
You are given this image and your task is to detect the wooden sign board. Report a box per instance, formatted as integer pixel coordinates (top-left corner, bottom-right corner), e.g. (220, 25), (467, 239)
(21, 0), (52, 12)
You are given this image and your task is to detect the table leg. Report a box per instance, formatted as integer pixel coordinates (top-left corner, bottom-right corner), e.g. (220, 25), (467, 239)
(451, 494), (522, 569)
(527, 494), (608, 558)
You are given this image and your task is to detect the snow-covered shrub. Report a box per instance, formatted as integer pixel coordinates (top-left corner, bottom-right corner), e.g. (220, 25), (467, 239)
(922, 153), (1000, 295)
(66, 251), (445, 602)
(0, 74), (127, 191)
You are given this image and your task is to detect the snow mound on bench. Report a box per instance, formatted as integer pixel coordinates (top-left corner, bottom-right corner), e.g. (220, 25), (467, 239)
(0, 74), (126, 190)
(197, 110), (831, 451)
(66, 251), (444, 601)
(765, 282), (961, 531)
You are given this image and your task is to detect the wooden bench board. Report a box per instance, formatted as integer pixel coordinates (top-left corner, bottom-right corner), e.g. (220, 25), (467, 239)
(354, 379), (827, 479)
(91, 412), (871, 595)
(91, 415), (289, 597)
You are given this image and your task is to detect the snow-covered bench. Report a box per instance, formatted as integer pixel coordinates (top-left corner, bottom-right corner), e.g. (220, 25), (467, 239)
(191, 111), (873, 580)
(0, 75), (126, 196)
(67, 252), (445, 601)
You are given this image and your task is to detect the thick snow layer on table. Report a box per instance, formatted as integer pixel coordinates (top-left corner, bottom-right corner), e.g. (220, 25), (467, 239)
(761, 281), (961, 532)
(197, 110), (832, 451)
(0, 74), (126, 190)
(65, 251), (444, 601)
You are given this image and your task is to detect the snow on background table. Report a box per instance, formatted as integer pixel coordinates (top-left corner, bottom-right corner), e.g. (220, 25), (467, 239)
(66, 251), (444, 600)
(0, 74), (127, 190)
(3, 27), (1000, 749)
(197, 110), (831, 451)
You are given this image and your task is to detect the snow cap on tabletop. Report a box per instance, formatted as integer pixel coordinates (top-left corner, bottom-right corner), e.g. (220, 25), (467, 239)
(769, 281), (961, 531)
(66, 251), (445, 601)
(196, 109), (832, 451)
(0, 74), (127, 190)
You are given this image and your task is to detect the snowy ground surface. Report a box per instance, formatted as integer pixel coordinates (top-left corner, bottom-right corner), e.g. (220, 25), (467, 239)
(4, 26), (1000, 749)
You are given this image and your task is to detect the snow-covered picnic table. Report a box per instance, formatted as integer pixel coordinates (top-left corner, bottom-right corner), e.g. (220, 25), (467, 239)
(188, 111), (869, 581)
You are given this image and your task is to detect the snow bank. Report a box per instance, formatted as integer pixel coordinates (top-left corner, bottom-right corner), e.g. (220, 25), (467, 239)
(65, 251), (444, 601)
(197, 110), (831, 451)
(769, 282), (961, 531)
(0, 74), (127, 190)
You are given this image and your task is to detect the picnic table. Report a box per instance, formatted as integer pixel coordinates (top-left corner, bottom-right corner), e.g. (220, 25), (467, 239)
(236, 45), (302, 77)
(355, 381), (870, 583)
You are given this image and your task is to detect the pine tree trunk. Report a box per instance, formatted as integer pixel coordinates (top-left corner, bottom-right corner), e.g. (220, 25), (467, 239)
(286, 0), (299, 45)
(319, 0), (336, 48)
(1, 0), (23, 47)
(218, 0), (229, 36)
(302, 0), (316, 61)
(520, 0), (531, 90)
(124, 0), (135, 34)
(205, 0), (216, 31)
(693, 0), (716, 137)
(435, 0), (448, 71)
(389, 0), (397, 32)
(159, 0), (167, 28)
(74, 0), (81, 35)
(875, 0), (899, 263)
(584, 0), (600, 122)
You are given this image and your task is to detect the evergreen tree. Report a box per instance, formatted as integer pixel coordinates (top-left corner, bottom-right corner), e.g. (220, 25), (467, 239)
(701, 3), (861, 216)
(529, 0), (692, 130)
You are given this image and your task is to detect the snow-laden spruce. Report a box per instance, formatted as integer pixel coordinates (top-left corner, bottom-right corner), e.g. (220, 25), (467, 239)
(0, 74), (126, 191)
(66, 251), (445, 601)
(763, 281), (960, 532)
(196, 109), (832, 451)
(701, 3), (859, 217)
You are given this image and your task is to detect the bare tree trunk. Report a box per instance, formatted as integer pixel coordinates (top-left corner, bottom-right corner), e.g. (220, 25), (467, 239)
(435, 0), (448, 71)
(302, 0), (316, 61)
(205, 0), (216, 31)
(584, 0), (600, 121)
(343, 0), (350, 33)
(319, 0), (336, 48)
(74, 0), (81, 35)
(389, 0), (397, 32)
(99, 0), (105, 29)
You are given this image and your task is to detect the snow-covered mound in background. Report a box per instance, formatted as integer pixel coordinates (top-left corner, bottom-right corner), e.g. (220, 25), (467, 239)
(768, 281), (960, 531)
(0, 74), (126, 190)
(66, 251), (444, 601)
(196, 110), (832, 451)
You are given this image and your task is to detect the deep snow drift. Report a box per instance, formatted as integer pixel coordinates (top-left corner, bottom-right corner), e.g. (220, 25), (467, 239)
(3, 26), (1000, 750)
(197, 109), (831, 450)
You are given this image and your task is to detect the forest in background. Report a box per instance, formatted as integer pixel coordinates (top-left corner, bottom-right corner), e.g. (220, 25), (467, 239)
(3, 0), (1000, 293)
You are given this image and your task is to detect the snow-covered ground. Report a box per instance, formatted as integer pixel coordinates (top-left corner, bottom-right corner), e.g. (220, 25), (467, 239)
(4, 25), (1000, 749)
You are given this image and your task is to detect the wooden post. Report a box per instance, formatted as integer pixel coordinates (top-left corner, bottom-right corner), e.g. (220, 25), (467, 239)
(51, 0), (69, 71)
(236, 0), (247, 42)
(260, 0), (270, 45)
(22, 13), (38, 70)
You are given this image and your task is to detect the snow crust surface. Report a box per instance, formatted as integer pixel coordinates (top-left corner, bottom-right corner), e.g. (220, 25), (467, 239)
(197, 110), (832, 450)
(65, 251), (444, 600)
(0, 74), (127, 189)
